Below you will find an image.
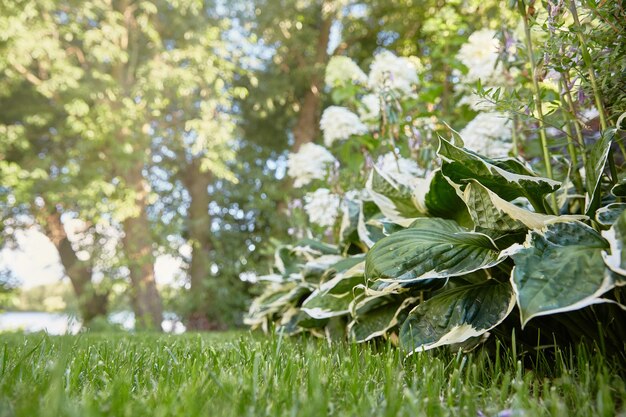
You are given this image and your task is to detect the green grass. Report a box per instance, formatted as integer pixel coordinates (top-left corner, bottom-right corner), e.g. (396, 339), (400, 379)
(0, 332), (624, 417)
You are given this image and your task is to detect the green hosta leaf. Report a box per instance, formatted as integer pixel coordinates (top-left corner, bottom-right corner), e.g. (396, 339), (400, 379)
(365, 218), (504, 284)
(301, 292), (356, 319)
(596, 203), (626, 227)
(602, 210), (626, 285)
(400, 281), (515, 353)
(301, 262), (365, 319)
(611, 181), (626, 197)
(274, 245), (300, 277)
(366, 166), (422, 226)
(300, 255), (344, 281)
(438, 137), (560, 211)
(510, 221), (614, 326)
(321, 255), (365, 283)
(462, 180), (578, 237)
(422, 170), (469, 221)
(293, 239), (340, 257)
(339, 196), (360, 245)
(348, 296), (419, 343)
(585, 129), (615, 216)
(357, 201), (386, 248)
(244, 282), (315, 327)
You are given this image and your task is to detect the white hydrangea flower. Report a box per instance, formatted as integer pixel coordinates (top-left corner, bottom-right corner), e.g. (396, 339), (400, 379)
(287, 143), (337, 188)
(357, 94), (381, 130)
(304, 188), (341, 227)
(320, 106), (368, 146)
(325, 56), (367, 87)
(345, 188), (370, 201)
(376, 152), (424, 185)
(456, 29), (506, 85)
(459, 112), (513, 158)
(368, 50), (419, 95)
(580, 107), (599, 123)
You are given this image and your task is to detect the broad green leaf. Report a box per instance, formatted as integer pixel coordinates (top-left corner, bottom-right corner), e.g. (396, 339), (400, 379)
(585, 129), (615, 216)
(348, 296), (419, 343)
(462, 180), (580, 237)
(366, 166), (422, 226)
(339, 196), (360, 245)
(400, 281), (515, 353)
(611, 181), (626, 197)
(300, 292), (356, 319)
(438, 137), (560, 211)
(274, 245), (300, 276)
(301, 255), (345, 282)
(510, 221), (614, 326)
(422, 170), (469, 221)
(365, 218), (504, 283)
(301, 262), (365, 319)
(293, 239), (340, 256)
(244, 282), (315, 327)
(602, 210), (626, 285)
(357, 201), (386, 248)
(596, 203), (626, 227)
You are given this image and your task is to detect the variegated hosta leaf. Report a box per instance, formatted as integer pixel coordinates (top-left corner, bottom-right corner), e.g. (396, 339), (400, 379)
(244, 282), (315, 327)
(301, 262), (365, 319)
(301, 255), (345, 281)
(348, 296), (419, 343)
(320, 255), (365, 283)
(400, 281), (515, 354)
(510, 221), (614, 326)
(292, 238), (340, 257)
(274, 245), (300, 276)
(365, 218), (504, 284)
(585, 129), (615, 216)
(357, 201), (386, 248)
(422, 170), (469, 222)
(339, 196), (361, 245)
(366, 166), (422, 226)
(596, 203), (626, 227)
(611, 181), (626, 197)
(602, 210), (626, 285)
(438, 137), (560, 211)
(462, 180), (578, 237)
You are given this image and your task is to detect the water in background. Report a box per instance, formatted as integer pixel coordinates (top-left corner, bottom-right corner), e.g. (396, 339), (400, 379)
(0, 311), (185, 334)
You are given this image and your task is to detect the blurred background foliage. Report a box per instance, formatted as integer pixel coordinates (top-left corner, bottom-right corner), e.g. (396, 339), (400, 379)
(1, 0), (589, 331)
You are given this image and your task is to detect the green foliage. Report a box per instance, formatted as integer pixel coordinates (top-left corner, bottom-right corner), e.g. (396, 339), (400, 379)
(246, 1), (626, 356)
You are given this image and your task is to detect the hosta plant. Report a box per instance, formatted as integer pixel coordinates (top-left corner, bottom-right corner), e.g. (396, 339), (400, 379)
(246, 2), (626, 356)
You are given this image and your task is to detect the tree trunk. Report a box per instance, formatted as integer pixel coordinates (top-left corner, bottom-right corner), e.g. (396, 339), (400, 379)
(183, 161), (224, 331)
(42, 209), (108, 325)
(121, 164), (163, 330)
(291, 2), (334, 150)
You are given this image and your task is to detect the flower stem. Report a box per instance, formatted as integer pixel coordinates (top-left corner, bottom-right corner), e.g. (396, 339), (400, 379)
(518, 0), (558, 212)
(568, 0), (625, 177)
(558, 79), (584, 195)
(561, 73), (588, 165)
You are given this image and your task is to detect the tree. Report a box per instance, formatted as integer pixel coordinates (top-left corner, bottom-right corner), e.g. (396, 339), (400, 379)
(0, 0), (245, 329)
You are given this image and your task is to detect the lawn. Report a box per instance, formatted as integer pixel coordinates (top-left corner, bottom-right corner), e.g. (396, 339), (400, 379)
(0, 332), (624, 417)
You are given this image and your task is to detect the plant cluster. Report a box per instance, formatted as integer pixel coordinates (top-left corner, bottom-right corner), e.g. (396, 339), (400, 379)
(246, 1), (626, 355)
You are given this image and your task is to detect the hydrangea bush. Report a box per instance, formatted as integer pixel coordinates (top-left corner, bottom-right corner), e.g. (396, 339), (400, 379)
(246, 2), (626, 355)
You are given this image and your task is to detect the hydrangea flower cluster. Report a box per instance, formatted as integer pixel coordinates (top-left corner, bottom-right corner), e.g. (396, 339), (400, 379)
(368, 50), (420, 96)
(324, 56), (367, 87)
(376, 152), (424, 184)
(456, 28), (506, 86)
(357, 94), (381, 128)
(304, 188), (341, 227)
(320, 106), (368, 147)
(288, 50), (422, 228)
(459, 112), (512, 158)
(287, 143), (337, 188)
